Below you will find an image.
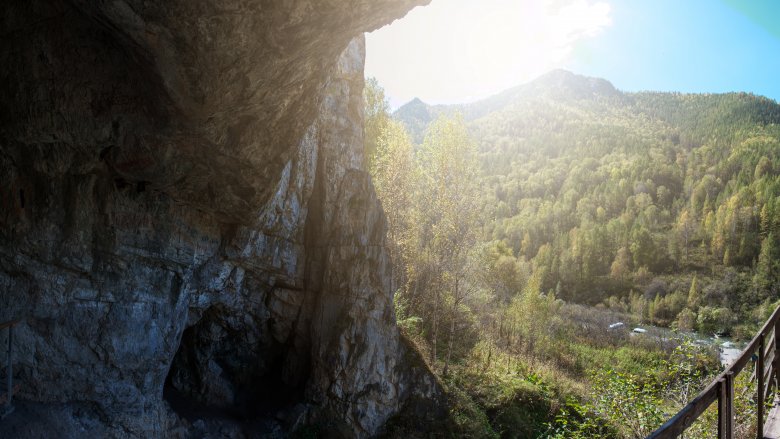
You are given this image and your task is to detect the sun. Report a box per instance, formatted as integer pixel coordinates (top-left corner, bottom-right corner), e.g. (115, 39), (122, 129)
(366, 0), (612, 108)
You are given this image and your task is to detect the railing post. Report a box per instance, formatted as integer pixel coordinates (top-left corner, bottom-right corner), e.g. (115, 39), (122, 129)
(776, 319), (780, 399)
(719, 377), (726, 439)
(758, 333), (765, 439)
(719, 373), (734, 439)
(726, 372), (734, 439)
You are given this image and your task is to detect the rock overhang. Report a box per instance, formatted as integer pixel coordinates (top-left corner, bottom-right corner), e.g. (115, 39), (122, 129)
(0, 1), (439, 437)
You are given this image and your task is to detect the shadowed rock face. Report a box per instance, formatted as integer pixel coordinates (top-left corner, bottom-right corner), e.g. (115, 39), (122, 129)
(0, 1), (437, 437)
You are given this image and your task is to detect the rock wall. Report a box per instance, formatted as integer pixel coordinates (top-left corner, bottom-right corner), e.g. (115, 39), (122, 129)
(0, 1), (436, 437)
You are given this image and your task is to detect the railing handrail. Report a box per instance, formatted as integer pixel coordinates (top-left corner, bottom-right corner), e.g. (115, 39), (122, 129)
(647, 304), (780, 438)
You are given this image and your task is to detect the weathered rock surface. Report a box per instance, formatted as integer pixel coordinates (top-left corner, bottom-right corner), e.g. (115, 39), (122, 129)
(0, 0), (438, 437)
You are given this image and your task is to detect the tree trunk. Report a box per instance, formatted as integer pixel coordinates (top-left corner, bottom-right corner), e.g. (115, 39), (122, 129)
(431, 287), (440, 368)
(506, 323), (513, 373)
(443, 278), (459, 375)
(409, 280), (419, 312)
(443, 316), (455, 376)
(486, 318), (495, 370)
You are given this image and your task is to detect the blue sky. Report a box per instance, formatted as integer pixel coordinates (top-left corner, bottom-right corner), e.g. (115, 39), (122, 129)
(366, 0), (780, 109)
(568, 0), (780, 99)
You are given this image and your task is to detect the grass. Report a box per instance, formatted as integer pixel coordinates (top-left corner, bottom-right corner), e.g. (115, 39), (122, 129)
(393, 343), (685, 438)
(446, 366), (560, 438)
(383, 335), (594, 439)
(384, 304), (721, 439)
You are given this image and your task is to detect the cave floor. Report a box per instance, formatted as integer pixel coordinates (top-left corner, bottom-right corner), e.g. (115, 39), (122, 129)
(0, 400), (110, 438)
(0, 398), (289, 439)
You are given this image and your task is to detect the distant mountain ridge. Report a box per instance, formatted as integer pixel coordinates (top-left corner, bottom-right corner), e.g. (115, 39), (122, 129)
(393, 70), (625, 142)
(393, 69), (780, 144)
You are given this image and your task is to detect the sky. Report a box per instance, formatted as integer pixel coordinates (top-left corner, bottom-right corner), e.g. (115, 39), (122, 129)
(365, 0), (780, 109)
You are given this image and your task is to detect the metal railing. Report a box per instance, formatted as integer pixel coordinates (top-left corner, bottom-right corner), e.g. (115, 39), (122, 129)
(647, 305), (780, 438)
(0, 319), (21, 420)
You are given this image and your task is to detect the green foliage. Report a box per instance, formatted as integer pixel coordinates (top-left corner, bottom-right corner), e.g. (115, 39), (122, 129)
(394, 292), (423, 335)
(549, 341), (717, 439)
(364, 77), (391, 162)
(687, 275), (701, 309)
(590, 369), (666, 438)
(447, 367), (560, 439)
(395, 75), (780, 328)
(674, 308), (696, 331)
(696, 306), (735, 335)
(368, 76), (777, 438)
(367, 89), (484, 371)
(754, 232), (780, 300)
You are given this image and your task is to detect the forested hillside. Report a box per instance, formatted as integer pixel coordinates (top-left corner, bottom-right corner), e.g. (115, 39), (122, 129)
(395, 70), (780, 336)
(370, 70), (780, 437)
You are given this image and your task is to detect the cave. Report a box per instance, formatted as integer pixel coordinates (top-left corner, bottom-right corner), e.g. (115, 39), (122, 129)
(0, 0), (440, 437)
(163, 304), (304, 421)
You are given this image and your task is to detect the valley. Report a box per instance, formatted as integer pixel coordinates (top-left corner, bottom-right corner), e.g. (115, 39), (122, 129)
(367, 70), (780, 437)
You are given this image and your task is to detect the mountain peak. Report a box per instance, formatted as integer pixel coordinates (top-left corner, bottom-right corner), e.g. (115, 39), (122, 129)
(394, 97), (435, 143)
(396, 95), (431, 113)
(525, 69), (619, 100)
(536, 69), (577, 80)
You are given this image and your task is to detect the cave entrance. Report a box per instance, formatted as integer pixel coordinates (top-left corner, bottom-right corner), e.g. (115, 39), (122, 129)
(163, 305), (306, 424)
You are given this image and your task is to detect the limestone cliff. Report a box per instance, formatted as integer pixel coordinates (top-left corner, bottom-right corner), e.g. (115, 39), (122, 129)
(0, 1), (437, 437)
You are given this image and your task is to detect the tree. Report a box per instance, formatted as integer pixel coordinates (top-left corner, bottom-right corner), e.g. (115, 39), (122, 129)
(755, 156), (772, 180)
(754, 233), (780, 300)
(507, 270), (560, 360)
(676, 209), (696, 263)
(760, 203), (773, 238)
(363, 77), (390, 163)
(419, 114), (481, 374)
(630, 227), (656, 270)
(697, 306), (735, 335)
(370, 120), (418, 293)
(675, 308), (696, 331)
(609, 247), (632, 282)
(479, 241), (527, 303)
(687, 275), (701, 309)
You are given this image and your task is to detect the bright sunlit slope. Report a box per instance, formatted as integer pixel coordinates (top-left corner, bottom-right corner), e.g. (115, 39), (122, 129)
(393, 69), (780, 311)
